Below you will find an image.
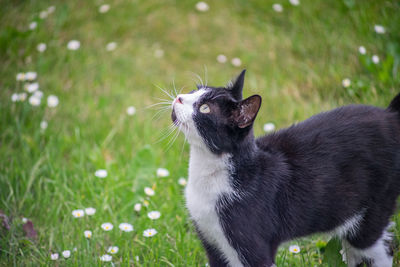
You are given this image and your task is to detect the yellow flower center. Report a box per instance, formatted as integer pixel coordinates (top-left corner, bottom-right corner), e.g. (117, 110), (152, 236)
(105, 226), (109, 229)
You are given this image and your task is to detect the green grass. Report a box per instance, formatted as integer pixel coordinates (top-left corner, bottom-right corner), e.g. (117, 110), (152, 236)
(1, 0), (400, 266)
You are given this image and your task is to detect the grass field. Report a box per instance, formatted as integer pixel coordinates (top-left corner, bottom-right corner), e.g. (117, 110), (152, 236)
(1, 0), (400, 266)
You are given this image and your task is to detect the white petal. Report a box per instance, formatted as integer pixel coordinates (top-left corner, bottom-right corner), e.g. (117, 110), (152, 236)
(195, 2), (209, 12)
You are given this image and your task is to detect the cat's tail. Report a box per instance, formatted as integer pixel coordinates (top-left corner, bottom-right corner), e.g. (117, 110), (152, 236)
(388, 93), (400, 117)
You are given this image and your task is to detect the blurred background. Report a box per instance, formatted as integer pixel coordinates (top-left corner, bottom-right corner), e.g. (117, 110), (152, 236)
(1, 0), (399, 266)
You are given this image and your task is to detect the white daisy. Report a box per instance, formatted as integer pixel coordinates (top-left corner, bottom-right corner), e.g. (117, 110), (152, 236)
(148, 211), (161, 220)
(25, 71), (37, 81)
(216, 54), (227, 63)
(100, 254), (112, 262)
(289, 244), (300, 253)
(119, 222), (133, 232)
(29, 22), (37, 30)
(39, 10), (48, 19)
(40, 121), (48, 130)
(106, 42), (117, 51)
(67, 40), (80, 50)
(25, 82), (39, 93)
(372, 55), (379, 64)
(272, 3), (283, 12)
(11, 93), (19, 102)
(195, 2), (209, 12)
(95, 169), (107, 178)
(47, 95), (59, 108)
(62, 250), (71, 258)
(84, 230), (92, 238)
(107, 246), (119, 254)
(143, 228), (158, 237)
(178, 177), (187, 186)
(231, 57), (242, 67)
(29, 95), (41, 106)
(18, 93), (27, 101)
(154, 49), (164, 58)
(47, 6), (56, 14)
(72, 209), (85, 218)
(101, 222), (113, 231)
(134, 203), (142, 212)
(342, 78), (351, 88)
(289, 0), (300, 6)
(33, 90), (43, 99)
(126, 106), (136, 116)
(374, 25), (385, 34)
(144, 187), (155, 196)
(37, 43), (47, 53)
(16, 73), (25, 81)
(358, 46), (366, 55)
(263, 123), (276, 133)
(22, 217), (28, 223)
(99, 4), (110, 13)
(85, 207), (96, 215)
(157, 168), (169, 177)
(50, 253), (59, 260)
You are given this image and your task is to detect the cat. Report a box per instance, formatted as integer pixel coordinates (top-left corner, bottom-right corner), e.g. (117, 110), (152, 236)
(171, 70), (400, 267)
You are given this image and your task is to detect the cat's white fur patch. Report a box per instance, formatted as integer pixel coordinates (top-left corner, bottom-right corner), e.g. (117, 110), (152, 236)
(333, 212), (364, 238)
(186, 147), (243, 267)
(175, 89), (244, 266)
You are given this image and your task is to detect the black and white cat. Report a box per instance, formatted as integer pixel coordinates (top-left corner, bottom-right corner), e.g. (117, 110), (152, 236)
(171, 70), (400, 267)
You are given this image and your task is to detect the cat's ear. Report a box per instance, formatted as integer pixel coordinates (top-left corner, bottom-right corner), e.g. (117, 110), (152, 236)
(227, 69), (246, 100)
(232, 95), (262, 128)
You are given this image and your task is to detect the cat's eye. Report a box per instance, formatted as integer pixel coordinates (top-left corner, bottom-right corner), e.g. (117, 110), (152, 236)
(199, 104), (210, 114)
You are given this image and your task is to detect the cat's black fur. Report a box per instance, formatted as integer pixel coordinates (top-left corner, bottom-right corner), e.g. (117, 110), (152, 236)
(175, 70), (400, 266)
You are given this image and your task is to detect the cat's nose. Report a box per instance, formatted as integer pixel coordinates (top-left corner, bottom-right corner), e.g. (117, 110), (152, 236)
(176, 96), (183, 104)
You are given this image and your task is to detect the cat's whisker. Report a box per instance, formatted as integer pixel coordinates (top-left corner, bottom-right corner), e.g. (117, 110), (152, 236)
(145, 102), (172, 109)
(151, 107), (172, 121)
(165, 126), (181, 151)
(154, 84), (175, 100)
(203, 65), (208, 87)
(172, 79), (178, 98)
(190, 72), (204, 88)
(156, 124), (177, 143)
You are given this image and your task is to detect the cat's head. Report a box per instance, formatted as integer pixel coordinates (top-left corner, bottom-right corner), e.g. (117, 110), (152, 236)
(171, 70), (262, 154)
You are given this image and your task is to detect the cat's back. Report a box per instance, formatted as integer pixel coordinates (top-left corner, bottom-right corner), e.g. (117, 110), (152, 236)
(256, 104), (400, 155)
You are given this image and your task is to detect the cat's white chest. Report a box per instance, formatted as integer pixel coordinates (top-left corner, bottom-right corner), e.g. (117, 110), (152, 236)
(185, 147), (243, 267)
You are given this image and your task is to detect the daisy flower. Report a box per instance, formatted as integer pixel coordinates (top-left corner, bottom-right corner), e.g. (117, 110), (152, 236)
(84, 230), (92, 238)
(99, 4), (110, 13)
(85, 207), (96, 215)
(47, 6), (56, 14)
(50, 253), (59, 260)
(126, 106), (136, 116)
(372, 55), (379, 64)
(16, 73), (25, 81)
(147, 211), (161, 220)
(231, 57), (242, 67)
(39, 10), (48, 19)
(143, 228), (158, 237)
(29, 95), (41, 106)
(134, 203), (142, 212)
(72, 209), (85, 218)
(195, 2), (209, 12)
(100, 254), (112, 262)
(216, 54), (227, 64)
(178, 177), (187, 186)
(154, 49), (164, 58)
(47, 95), (59, 108)
(22, 217), (28, 223)
(107, 246), (119, 254)
(342, 78), (351, 88)
(18, 93), (27, 101)
(106, 42), (117, 51)
(289, 245), (300, 254)
(33, 90), (43, 99)
(11, 93), (18, 102)
(144, 187), (155, 196)
(40, 121), (48, 130)
(95, 169), (107, 178)
(25, 82), (39, 93)
(119, 223), (133, 232)
(67, 40), (80, 50)
(29, 22), (37, 30)
(25, 71), (37, 81)
(263, 123), (275, 133)
(157, 168), (169, 177)
(62, 250), (71, 258)
(101, 222), (113, 231)
(358, 46), (366, 55)
(37, 43), (47, 53)
(272, 4), (283, 12)
(289, 0), (300, 6)
(374, 25), (385, 34)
